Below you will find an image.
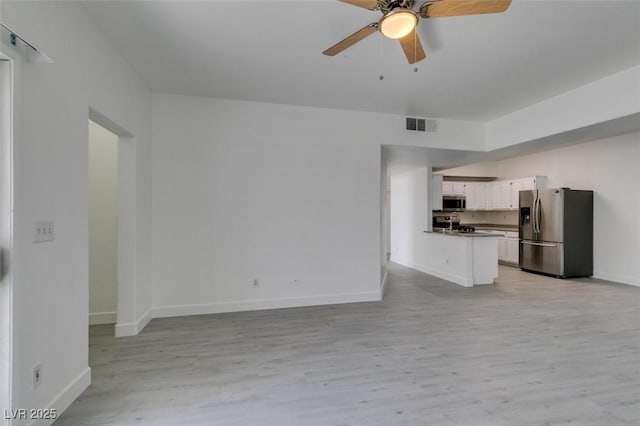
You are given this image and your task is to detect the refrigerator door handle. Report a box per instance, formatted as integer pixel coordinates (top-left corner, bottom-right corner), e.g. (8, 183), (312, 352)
(535, 196), (542, 234)
(533, 197), (538, 234)
(522, 241), (557, 248)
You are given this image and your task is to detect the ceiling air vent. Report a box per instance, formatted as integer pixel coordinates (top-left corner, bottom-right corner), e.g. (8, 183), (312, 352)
(406, 117), (437, 133)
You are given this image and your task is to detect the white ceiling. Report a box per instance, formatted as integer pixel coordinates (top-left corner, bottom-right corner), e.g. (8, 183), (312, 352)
(82, 0), (640, 122)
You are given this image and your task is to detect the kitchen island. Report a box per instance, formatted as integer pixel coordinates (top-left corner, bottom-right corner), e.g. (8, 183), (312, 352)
(419, 230), (499, 287)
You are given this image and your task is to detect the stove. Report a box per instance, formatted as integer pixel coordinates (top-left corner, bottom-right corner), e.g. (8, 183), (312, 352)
(455, 225), (476, 233)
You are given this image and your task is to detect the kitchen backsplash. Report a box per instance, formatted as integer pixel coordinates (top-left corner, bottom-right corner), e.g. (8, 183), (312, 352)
(460, 210), (518, 225)
(433, 210), (518, 225)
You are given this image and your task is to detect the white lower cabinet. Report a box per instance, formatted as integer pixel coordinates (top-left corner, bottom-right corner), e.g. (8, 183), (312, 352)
(483, 230), (519, 264)
(505, 231), (519, 264)
(497, 236), (507, 260)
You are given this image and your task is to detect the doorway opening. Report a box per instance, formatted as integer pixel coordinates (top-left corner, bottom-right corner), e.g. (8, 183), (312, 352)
(88, 109), (136, 338)
(88, 120), (119, 328)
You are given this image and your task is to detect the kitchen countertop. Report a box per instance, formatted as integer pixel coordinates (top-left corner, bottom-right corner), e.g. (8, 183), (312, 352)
(463, 223), (519, 232)
(424, 230), (500, 238)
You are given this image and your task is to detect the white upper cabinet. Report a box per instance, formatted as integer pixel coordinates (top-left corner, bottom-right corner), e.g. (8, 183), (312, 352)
(442, 182), (453, 196)
(500, 181), (511, 209)
(491, 182), (501, 210)
(451, 182), (466, 195)
(442, 176), (547, 211)
(474, 183), (486, 210)
(520, 176), (547, 191)
(464, 182), (486, 210)
(509, 179), (524, 209)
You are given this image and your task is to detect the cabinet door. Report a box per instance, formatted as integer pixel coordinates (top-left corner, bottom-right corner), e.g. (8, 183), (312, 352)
(492, 182), (501, 209)
(452, 182), (465, 195)
(464, 182), (474, 209)
(498, 237), (507, 261)
(475, 183), (486, 210)
(521, 177), (536, 191)
(442, 182), (453, 196)
(506, 238), (519, 263)
(510, 179), (524, 209)
(500, 182), (511, 209)
(485, 184), (493, 209)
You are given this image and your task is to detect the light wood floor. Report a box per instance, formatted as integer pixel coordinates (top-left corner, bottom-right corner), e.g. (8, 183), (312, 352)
(56, 265), (640, 425)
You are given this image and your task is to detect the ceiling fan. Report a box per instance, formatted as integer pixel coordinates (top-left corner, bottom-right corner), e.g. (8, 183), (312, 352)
(323, 0), (512, 64)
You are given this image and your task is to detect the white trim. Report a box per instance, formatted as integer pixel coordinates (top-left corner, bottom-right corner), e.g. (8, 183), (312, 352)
(88, 312), (116, 325)
(380, 270), (389, 296)
(152, 291), (382, 319)
(29, 367), (90, 426)
(114, 307), (152, 337)
(395, 258), (473, 287)
(593, 271), (640, 287)
(0, 39), (22, 423)
(114, 322), (135, 338)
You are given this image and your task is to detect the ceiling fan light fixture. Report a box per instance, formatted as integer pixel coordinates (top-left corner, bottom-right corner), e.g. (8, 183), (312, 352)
(379, 8), (418, 39)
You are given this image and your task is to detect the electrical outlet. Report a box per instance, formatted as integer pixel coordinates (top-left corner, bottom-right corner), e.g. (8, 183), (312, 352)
(293, 279), (299, 286)
(33, 363), (42, 389)
(252, 279), (259, 288)
(33, 221), (54, 243)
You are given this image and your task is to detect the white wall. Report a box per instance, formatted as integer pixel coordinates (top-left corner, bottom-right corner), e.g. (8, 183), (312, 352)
(88, 121), (118, 324)
(2, 2), (152, 421)
(486, 65), (640, 151)
(151, 95), (484, 316)
(152, 95), (376, 314)
(441, 132), (640, 286)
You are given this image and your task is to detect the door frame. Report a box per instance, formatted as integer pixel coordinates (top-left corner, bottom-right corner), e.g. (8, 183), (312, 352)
(88, 109), (137, 337)
(0, 42), (22, 424)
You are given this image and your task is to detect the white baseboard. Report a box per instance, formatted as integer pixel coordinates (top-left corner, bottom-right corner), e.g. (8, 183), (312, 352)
(135, 307), (153, 333)
(152, 291), (382, 319)
(380, 269), (388, 296)
(593, 271), (640, 287)
(114, 307), (153, 337)
(395, 258), (473, 288)
(29, 367), (91, 426)
(88, 311), (116, 325)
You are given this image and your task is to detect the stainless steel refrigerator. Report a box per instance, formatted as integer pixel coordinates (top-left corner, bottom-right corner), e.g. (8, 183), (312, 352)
(519, 188), (593, 278)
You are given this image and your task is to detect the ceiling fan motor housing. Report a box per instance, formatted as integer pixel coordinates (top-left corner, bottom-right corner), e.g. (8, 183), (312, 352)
(378, 0), (415, 14)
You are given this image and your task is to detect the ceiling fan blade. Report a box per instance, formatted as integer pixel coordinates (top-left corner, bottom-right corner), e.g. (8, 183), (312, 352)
(338, 0), (379, 9)
(323, 23), (378, 56)
(398, 29), (426, 64)
(423, 0), (511, 18)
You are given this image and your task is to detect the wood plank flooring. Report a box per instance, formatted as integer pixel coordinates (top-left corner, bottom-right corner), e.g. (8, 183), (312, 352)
(55, 264), (640, 425)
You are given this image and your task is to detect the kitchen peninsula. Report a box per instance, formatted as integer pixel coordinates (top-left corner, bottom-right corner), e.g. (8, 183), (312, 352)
(421, 230), (499, 287)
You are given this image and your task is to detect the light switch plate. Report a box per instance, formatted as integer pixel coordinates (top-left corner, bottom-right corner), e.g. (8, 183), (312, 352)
(33, 221), (54, 243)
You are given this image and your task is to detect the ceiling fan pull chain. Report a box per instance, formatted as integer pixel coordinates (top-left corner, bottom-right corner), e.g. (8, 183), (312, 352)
(379, 32), (385, 81)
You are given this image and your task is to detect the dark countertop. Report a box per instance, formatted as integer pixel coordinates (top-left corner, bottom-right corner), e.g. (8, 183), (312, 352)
(424, 230), (500, 238)
(463, 223), (518, 231)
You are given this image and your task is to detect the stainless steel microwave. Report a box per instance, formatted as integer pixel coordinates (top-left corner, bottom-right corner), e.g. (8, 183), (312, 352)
(443, 195), (466, 211)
